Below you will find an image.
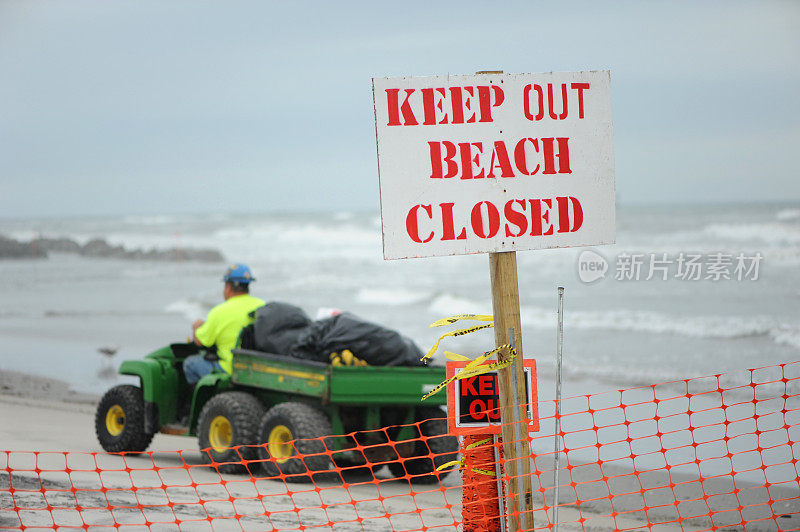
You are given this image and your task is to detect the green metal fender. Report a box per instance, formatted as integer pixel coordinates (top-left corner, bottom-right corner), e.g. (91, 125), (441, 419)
(118, 345), (180, 433)
(188, 372), (231, 435)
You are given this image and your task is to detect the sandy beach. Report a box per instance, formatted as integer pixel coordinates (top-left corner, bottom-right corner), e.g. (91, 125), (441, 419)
(2, 0), (798, 528)
(2, 371), (798, 531)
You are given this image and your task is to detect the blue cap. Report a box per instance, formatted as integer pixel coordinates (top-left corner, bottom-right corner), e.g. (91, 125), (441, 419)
(222, 263), (255, 284)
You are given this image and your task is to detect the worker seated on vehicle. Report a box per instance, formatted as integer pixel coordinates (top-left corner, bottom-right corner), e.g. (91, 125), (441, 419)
(183, 263), (266, 384)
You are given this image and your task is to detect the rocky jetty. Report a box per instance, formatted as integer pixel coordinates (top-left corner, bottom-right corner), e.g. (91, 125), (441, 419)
(0, 235), (224, 262)
(0, 235), (47, 259)
(32, 237), (82, 253)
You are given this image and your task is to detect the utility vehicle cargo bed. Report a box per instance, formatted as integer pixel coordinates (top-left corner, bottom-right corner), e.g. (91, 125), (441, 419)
(231, 348), (446, 405)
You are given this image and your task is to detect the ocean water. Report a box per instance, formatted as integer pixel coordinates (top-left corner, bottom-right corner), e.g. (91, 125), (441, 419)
(0, 203), (798, 400)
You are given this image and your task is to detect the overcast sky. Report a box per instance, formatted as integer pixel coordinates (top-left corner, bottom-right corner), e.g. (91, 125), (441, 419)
(1, 1), (798, 218)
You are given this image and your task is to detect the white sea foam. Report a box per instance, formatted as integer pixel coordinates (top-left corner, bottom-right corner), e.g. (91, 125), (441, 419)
(429, 294), (490, 316)
(164, 299), (208, 320)
(703, 223), (800, 245)
(123, 215), (180, 226)
(6, 230), (95, 246)
(427, 295), (799, 351)
(773, 328), (800, 350)
(213, 223), (377, 246)
(519, 306), (800, 349)
(777, 209), (800, 221)
(356, 288), (428, 306)
(211, 223), (381, 261)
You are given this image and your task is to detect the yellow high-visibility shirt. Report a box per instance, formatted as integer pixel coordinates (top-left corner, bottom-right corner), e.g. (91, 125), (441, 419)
(195, 294), (265, 374)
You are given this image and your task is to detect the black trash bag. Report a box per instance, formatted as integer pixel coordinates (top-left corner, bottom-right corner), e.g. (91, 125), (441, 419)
(290, 312), (424, 367)
(240, 302), (312, 355)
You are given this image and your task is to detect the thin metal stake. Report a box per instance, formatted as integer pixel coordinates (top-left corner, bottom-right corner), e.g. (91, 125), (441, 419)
(508, 328), (528, 530)
(494, 434), (507, 532)
(554, 287), (565, 531)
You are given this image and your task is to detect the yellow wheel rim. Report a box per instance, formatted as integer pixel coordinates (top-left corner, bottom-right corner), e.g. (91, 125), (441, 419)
(268, 425), (293, 464)
(105, 404), (125, 436)
(209, 415), (233, 452)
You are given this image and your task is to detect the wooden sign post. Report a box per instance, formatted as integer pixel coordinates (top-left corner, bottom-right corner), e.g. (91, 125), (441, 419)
(474, 69), (533, 530)
(490, 250), (533, 529)
(372, 69), (616, 531)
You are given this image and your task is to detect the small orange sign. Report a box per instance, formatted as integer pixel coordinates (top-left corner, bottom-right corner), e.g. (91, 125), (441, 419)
(446, 359), (539, 435)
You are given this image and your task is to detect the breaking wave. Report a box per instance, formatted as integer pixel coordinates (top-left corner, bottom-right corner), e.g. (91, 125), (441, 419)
(541, 308), (799, 349)
(164, 298), (210, 321)
(355, 288), (429, 306)
(427, 295), (800, 350)
(429, 294), (490, 316)
(776, 209), (800, 221)
(702, 223), (800, 245)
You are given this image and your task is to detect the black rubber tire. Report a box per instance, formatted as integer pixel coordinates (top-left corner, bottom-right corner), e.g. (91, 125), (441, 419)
(197, 391), (265, 474)
(95, 385), (154, 453)
(388, 406), (459, 484)
(257, 402), (334, 482)
(331, 433), (383, 480)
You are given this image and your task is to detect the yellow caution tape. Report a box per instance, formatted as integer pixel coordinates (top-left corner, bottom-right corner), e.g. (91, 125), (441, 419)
(421, 345), (516, 401)
(421, 323), (495, 363)
(422, 352), (494, 401)
(436, 461), (496, 477)
(465, 438), (492, 450)
(436, 438), (496, 473)
(453, 354), (514, 380)
(436, 459), (462, 471)
(430, 314), (494, 328)
(435, 440), (490, 471)
(444, 351), (471, 362)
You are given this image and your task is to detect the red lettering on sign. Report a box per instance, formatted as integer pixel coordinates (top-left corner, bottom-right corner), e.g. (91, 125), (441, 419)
(469, 399), (487, 421)
(530, 198), (554, 236)
(571, 82), (590, 118)
(458, 142), (485, 180)
(478, 85), (504, 123)
(446, 86), (478, 124)
(522, 82), (591, 121)
(487, 400), (501, 420)
(422, 87), (449, 125)
(514, 138), (540, 176)
(406, 205), (434, 243)
(523, 83), (545, 121)
(478, 375), (494, 395)
(461, 377), (479, 396)
(428, 141), (459, 179)
(385, 88), (418, 126)
(541, 138), (571, 175)
(407, 197), (584, 245)
(440, 202), (467, 241)
(548, 83), (568, 120)
(504, 199), (528, 237)
(557, 196), (584, 233)
(386, 85), (502, 126)
(468, 399), (502, 421)
(486, 141), (514, 178)
(471, 201), (500, 239)
(428, 137), (570, 180)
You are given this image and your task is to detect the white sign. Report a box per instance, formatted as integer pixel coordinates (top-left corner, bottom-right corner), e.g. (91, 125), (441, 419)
(372, 71), (616, 260)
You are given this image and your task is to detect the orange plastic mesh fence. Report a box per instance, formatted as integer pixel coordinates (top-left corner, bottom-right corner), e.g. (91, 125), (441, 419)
(3, 360), (800, 531)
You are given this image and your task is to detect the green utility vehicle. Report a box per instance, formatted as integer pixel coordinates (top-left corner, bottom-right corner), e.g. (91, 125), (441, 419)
(95, 343), (458, 482)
